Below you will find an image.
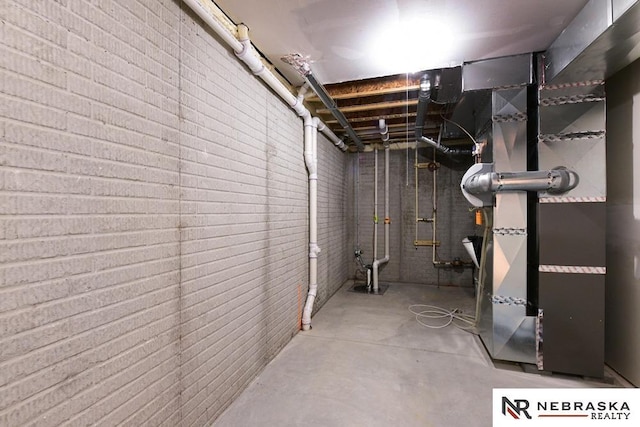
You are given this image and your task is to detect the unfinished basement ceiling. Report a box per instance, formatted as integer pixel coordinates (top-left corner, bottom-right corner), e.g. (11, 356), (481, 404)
(213, 0), (590, 149)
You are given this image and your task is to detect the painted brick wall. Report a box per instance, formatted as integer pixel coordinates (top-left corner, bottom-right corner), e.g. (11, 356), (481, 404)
(0, 0), (183, 425)
(177, 7), (311, 424)
(0, 1), (351, 425)
(315, 133), (352, 309)
(355, 149), (476, 287)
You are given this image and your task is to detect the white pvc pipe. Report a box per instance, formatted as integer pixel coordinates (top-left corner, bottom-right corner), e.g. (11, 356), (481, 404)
(372, 146), (390, 292)
(182, 0), (242, 52)
(378, 118), (389, 142)
(302, 117), (320, 330)
(181, 0), (345, 331)
(317, 120), (347, 151)
(373, 149), (379, 263)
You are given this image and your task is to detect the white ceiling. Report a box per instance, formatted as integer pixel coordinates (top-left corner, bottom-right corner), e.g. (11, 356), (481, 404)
(214, 0), (590, 85)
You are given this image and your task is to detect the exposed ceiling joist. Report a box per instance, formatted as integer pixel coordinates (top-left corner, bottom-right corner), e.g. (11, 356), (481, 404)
(315, 99), (418, 115)
(308, 75), (421, 99)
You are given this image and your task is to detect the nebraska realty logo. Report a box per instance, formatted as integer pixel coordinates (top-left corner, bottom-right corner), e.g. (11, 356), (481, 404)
(493, 389), (640, 426)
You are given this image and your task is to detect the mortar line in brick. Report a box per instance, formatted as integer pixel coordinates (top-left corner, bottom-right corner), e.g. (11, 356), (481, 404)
(0, 313), (179, 401)
(0, 285), (179, 357)
(179, 288), (270, 351)
(0, 213), (179, 220)
(0, 257), (178, 301)
(0, 140), (182, 175)
(0, 244), (179, 279)
(0, 269), (180, 334)
(0, 227), (177, 244)
(40, 341), (179, 427)
(177, 3), (186, 424)
(78, 353), (180, 426)
(3, 121), (181, 157)
(0, 192), (180, 205)
(180, 323), (265, 422)
(0, 310), (179, 391)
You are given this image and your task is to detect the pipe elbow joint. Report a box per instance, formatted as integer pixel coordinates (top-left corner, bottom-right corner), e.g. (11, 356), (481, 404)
(464, 172), (493, 195)
(306, 285), (317, 298)
(304, 152), (317, 175)
(235, 40), (265, 75)
(292, 101), (309, 118)
(373, 256), (389, 269)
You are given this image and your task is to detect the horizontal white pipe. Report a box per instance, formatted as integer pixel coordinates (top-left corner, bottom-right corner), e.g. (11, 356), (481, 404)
(302, 119), (320, 331)
(182, 0), (243, 53)
(317, 120), (347, 151)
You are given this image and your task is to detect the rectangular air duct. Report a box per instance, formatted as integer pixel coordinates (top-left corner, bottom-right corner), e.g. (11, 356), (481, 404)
(543, 0), (640, 84)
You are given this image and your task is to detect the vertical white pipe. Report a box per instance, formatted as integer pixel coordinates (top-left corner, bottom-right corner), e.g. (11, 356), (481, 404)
(373, 149), (379, 262)
(301, 117), (320, 331)
(384, 146), (390, 259)
(372, 146), (390, 292)
(415, 151), (419, 244)
(432, 153), (438, 265)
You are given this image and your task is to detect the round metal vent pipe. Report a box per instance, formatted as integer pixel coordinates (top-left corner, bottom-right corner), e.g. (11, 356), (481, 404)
(415, 73), (472, 156)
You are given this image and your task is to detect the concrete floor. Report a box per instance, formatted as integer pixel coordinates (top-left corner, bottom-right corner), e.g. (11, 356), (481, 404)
(213, 281), (611, 427)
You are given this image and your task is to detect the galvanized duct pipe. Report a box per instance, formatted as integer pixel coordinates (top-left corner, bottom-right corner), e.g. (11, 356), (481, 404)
(463, 168), (579, 195)
(281, 53), (365, 151)
(460, 163), (580, 207)
(415, 74), (472, 156)
(298, 83), (346, 151)
(305, 73), (365, 151)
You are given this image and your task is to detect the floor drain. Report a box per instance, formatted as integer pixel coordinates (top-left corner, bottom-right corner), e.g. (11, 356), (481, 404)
(348, 283), (389, 295)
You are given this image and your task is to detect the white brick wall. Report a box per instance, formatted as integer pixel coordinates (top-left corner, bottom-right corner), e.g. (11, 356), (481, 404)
(1, 0), (183, 425)
(0, 1), (351, 426)
(316, 133), (352, 308)
(355, 150), (476, 287)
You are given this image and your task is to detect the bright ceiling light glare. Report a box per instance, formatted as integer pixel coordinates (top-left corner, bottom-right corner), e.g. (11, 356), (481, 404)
(370, 17), (454, 74)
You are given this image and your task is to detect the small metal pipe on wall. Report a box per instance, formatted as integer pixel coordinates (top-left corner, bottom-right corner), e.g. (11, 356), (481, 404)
(355, 148), (476, 287)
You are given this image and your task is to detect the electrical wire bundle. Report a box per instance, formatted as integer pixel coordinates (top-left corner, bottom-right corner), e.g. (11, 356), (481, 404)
(408, 304), (477, 331)
(408, 209), (492, 334)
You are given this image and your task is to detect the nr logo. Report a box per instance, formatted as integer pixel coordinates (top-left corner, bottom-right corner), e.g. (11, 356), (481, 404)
(502, 397), (532, 420)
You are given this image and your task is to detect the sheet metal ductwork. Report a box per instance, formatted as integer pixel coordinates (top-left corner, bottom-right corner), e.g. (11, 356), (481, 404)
(415, 73), (471, 156)
(461, 163), (579, 207)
